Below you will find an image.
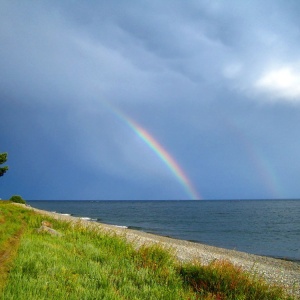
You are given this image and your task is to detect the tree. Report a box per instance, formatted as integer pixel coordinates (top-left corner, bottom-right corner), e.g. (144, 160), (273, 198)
(0, 152), (8, 177)
(9, 195), (26, 204)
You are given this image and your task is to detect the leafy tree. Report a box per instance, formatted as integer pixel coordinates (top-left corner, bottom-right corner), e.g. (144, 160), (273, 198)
(0, 152), (8, 177)
(9, 195), (26, 204)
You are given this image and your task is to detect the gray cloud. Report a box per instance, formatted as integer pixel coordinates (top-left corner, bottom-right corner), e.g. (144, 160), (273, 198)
(1, 0), (300, 199)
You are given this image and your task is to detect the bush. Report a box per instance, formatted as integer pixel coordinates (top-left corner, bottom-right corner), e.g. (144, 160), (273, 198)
(9, 195), (26, 204)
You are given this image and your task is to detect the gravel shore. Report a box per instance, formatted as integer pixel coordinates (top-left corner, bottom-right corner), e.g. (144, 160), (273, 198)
(27, 205), (300, 298)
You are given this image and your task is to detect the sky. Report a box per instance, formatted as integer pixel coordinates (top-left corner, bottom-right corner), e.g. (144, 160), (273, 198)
(1, 0), (300, 200)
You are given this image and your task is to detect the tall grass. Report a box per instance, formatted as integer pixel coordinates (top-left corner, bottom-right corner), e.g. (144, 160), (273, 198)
(0, 202), (295, 300)
(1, 211), (195, 299)
(179, 259), (292, 300)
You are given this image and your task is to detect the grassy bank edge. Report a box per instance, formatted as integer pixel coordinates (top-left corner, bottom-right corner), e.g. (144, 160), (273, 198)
(0, 202), (297, 299)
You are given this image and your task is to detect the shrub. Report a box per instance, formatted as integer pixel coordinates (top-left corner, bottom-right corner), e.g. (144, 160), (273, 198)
(9, 195), (26, 204)
(179, 260), (291, 299)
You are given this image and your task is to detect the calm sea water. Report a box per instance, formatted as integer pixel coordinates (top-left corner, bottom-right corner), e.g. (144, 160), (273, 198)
(27, 200), (300, 262)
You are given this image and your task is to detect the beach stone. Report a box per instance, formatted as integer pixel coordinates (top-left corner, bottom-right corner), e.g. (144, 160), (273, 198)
(37, 225), (62, 236)
(41, 220), (53, 228)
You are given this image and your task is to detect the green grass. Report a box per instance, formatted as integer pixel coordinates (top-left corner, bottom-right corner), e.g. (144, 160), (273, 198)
(0, 202), (30, 290)
(180, 260), (293, 299)
(0, 202), (295, 300)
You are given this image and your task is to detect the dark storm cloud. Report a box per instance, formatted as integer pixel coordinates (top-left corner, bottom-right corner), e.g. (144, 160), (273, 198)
(1, 0), (300, 199)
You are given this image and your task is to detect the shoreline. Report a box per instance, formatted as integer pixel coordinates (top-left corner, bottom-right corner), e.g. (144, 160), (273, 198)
(41, 211), (300, 264)
(23, 204), (300, 298)
(126, 229), (300, 265)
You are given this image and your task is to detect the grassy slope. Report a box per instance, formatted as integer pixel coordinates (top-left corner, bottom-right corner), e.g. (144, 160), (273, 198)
(0, 202), (294, 300)
(0, 202), (26, 290)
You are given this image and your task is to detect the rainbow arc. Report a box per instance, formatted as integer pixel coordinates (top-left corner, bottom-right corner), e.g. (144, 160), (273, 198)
(106, 104), (201, 200)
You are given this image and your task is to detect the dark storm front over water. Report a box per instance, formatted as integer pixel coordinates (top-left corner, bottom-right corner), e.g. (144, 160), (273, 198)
(28, 200), (300, 262)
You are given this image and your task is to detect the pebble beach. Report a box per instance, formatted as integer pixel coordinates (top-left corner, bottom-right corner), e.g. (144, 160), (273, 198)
(26, 205), (300, 299)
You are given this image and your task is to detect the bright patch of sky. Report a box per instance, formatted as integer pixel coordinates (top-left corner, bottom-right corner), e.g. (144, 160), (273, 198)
(256, 66), (300, 101)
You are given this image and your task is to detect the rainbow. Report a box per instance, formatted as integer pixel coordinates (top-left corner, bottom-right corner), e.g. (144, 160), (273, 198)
(224, 117), (282, 198)
(106, 104), (201, 200)
(125, 117), (201, 200)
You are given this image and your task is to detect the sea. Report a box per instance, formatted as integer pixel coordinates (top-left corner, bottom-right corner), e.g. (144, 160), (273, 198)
(27, 200), (300, 263)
